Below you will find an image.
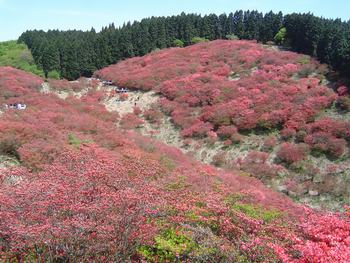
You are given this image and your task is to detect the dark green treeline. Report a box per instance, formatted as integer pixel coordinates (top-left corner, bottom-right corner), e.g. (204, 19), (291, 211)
(18, 11), (350, 80)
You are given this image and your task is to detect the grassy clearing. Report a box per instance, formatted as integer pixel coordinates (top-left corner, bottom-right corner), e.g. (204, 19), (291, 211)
(0, 40), (44, 77)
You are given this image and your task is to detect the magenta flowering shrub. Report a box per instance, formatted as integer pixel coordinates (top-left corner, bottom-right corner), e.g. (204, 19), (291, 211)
(0, 66), (42, 102)
(237, 151), (283, 179)
(276, 143), (308, 164)
(302, 118), (350, 159)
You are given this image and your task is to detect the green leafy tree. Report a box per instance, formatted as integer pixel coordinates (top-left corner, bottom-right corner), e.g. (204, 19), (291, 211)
(261, 11), (283, 43)
(232, 10), (244, 39)
(274, 27), (286, 44)
(42, 42), (60, 77)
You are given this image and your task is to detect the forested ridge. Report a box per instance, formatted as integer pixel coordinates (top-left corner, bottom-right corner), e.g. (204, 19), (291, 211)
(18, 11), (350, 80)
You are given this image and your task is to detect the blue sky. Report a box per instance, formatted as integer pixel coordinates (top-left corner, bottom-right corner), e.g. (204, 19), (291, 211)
(0, 0), (349, 41)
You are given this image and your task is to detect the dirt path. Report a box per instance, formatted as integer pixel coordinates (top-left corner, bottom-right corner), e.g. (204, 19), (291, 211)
(103, 89), (158, 115)
(41, 82), (89, 99)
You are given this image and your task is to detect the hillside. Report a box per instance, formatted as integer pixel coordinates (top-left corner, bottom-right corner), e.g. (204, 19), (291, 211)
(95, 40), (350, 211)
(0, 66), (349, 262)
(0, 41), (44, 77)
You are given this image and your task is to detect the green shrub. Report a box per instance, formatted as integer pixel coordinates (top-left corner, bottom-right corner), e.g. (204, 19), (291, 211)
(226, 34), (239, 40)
(297, 55), (310, 65)
(139, 226), (250, 262)
(138, 228), (197, 262)
(173, 39), (184, 47)
(191, 37), (209, 44)
(68, 133), (82, 147)
(164, 175), (189, 191)
(232, 203), (281, 223)
(47, 70), (60, 79)
(225, 194), (281, 223)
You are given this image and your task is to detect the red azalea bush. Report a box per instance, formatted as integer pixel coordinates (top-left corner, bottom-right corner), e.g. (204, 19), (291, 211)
(143, 107), (163, 124)
(336, 84), (350, 111)
(133, 106), (142, 115)
(217, 125), (238, 139)
(304, 133), (347, 159)
(48, 77), (93, 93)
(237, 151), (282, 179)
(302, 118), (350, 159)
(180, 120), (213, 138)
(276, 143), (308, 164)
(48, 78), (71, 91)
(211, 151), (227, 166)
(304, 118), (350, 140)
(206, 130), (218, 142)
(119, 93), (129, 101)
(81, 89), (107, 104)
(261, 136), (277, 152)
(293, 210), (350, 262)
(0, 67), (42, 103)
(337, 85), (348, 96)
(120, 113), (144, 129)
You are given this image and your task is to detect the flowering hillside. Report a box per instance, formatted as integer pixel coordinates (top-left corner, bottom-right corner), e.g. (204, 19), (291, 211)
(0, 66), (43, 103)
(95, 40), (350, 210)
(95, 40), (336, 135)
(1, 66), (349, 262)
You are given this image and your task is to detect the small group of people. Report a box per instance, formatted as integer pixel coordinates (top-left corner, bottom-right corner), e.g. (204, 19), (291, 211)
(102, 80), (113, 86)
(134, 96), (140, 106)
(114, 94), (141, 106)
(115, 87), (129, 93)
(4, 103), (27, 110)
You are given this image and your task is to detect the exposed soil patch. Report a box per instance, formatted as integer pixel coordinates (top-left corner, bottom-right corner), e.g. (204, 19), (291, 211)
(103, 88), (158, 115)
(41, 82), (89, 99)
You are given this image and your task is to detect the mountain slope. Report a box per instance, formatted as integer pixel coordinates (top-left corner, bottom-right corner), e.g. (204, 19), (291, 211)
(0, 65), (349, 261)
(95, 40), (350, 211)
